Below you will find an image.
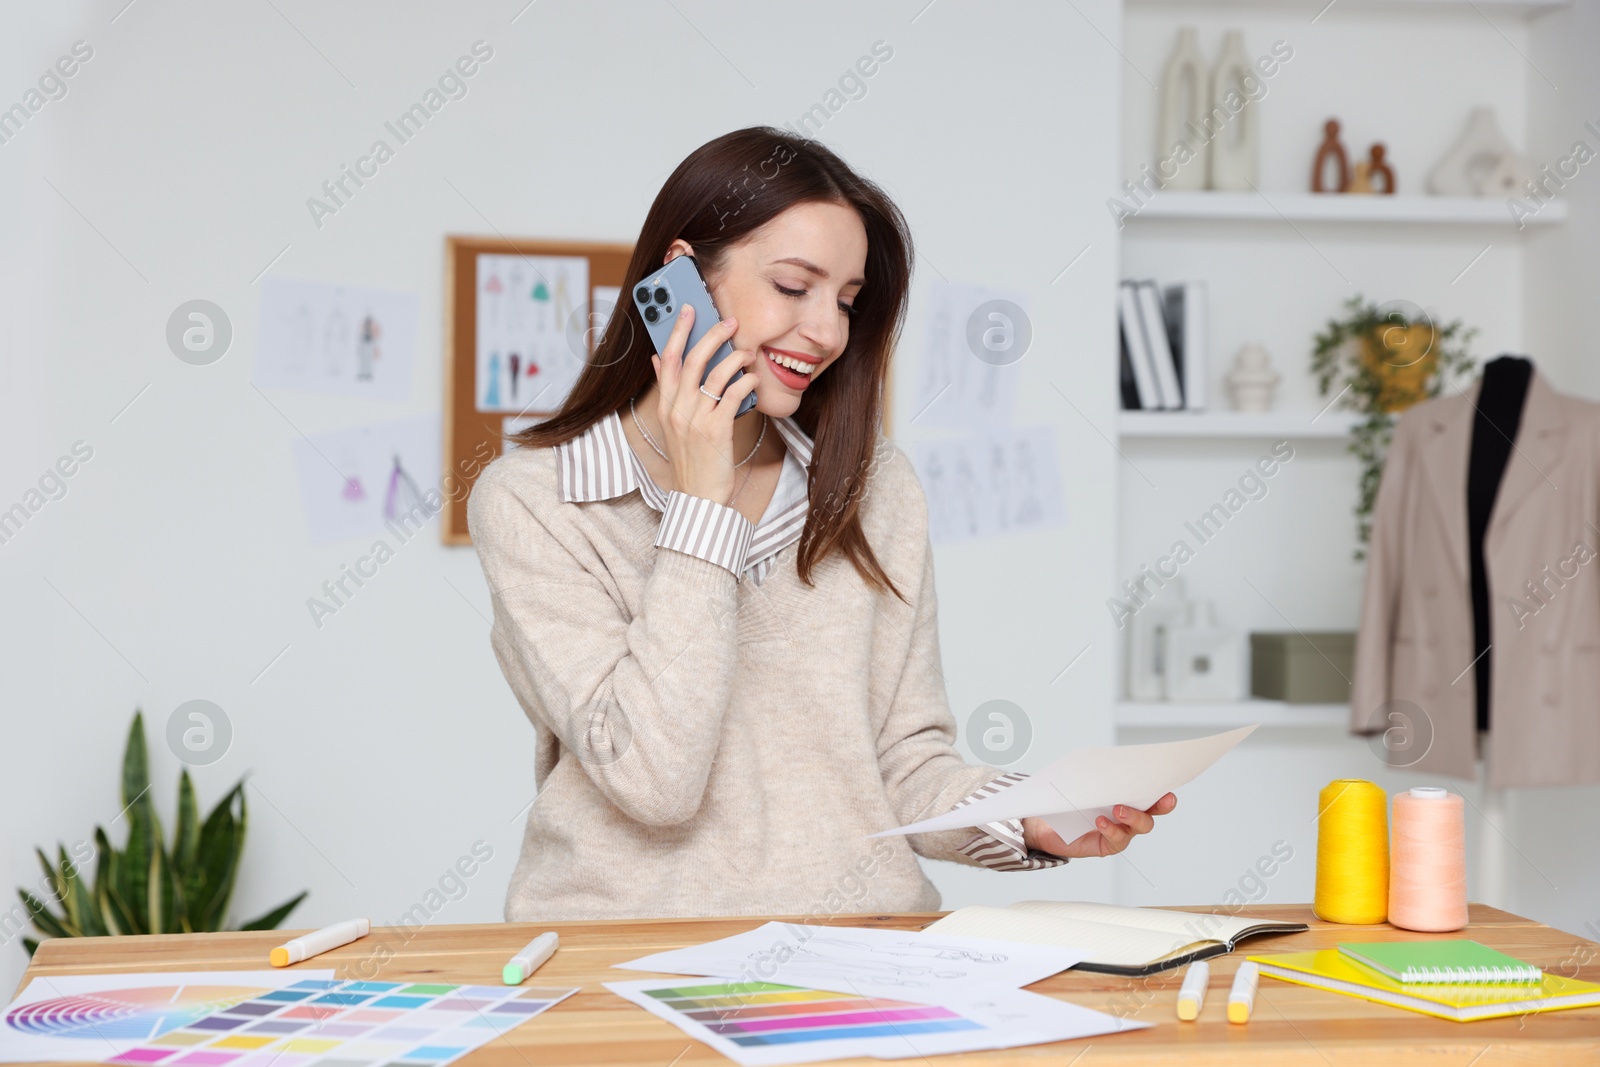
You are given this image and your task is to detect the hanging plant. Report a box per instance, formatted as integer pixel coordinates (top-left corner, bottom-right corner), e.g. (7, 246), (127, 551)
(1311, 294), (1477, 559)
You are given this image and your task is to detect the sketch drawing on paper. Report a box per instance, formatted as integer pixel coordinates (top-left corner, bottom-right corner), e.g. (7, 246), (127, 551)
(475, 254), (589, 415)
(255, 277), (417, 402)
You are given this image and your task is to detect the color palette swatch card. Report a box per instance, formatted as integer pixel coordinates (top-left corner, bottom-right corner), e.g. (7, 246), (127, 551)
(603, 977), (1148, 1066)
(0, 971), (578, 1067)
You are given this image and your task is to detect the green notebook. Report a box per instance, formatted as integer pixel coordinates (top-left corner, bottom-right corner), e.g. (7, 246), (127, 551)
(1338, 940), (1543, 985)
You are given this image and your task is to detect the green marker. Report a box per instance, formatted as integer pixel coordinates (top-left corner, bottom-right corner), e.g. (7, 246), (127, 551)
(503, 931), (558, 985)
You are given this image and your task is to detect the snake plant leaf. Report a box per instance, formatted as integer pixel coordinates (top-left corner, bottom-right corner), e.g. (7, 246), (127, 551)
(19, 889), (75, 939)
(192, 783), (244, 932)
(22, 938), (39, 956)
(173, 770), (201, 879)
(147, 844), (182, 935)
(118, 713), (164, 934)
(238, 890), (308, 932)
(33, 849), (62, 912)
(57, 845), (100, 938)
(95, 826), (136, 936)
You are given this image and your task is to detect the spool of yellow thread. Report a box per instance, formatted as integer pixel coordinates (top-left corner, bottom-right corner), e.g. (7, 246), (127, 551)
(1313, 778), (1389, 924)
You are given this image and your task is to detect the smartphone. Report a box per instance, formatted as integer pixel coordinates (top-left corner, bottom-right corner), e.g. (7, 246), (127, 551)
(632, 254), (759, 418)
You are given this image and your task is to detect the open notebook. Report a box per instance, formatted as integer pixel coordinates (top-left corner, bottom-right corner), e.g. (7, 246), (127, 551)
(922, 900), (1307, 977)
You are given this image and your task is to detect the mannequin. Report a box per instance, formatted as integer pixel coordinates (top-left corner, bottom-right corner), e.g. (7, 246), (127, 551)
(1465, 355), (1534, 733)
(1464, 354), (1533, 910)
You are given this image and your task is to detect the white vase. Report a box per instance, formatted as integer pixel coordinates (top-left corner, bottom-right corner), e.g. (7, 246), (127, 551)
(1156, 27), (1209, 191)
(1208, 30), (1259, 191)
(1226, 342), (1280, 412)
(1427, 107), (1533, 196)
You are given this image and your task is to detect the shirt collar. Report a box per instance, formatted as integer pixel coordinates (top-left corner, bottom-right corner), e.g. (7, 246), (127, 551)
(557, 408), (813, 505)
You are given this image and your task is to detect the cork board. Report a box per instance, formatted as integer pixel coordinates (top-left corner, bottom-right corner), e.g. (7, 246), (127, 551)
(441, 236), (634, 544)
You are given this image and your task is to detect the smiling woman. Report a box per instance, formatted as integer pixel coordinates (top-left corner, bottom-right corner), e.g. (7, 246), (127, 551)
(465, 126), (1173, 924)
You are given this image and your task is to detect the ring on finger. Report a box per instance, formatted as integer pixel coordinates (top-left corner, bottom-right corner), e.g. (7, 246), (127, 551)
(699, 384), (723, 401)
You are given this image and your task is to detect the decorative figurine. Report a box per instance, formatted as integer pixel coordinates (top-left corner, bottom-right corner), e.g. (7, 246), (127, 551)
(1312, 118), (1350, 193)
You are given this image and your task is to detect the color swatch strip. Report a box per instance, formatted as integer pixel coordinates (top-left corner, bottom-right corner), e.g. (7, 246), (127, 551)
(643, 980), (983, 1048)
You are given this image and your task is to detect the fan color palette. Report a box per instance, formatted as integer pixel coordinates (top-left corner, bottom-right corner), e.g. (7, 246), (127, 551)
(7, 987), (268, 1042)
(4, 978), (576, 1067)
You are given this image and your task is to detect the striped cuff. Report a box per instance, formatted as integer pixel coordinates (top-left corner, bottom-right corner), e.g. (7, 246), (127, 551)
(655, 490), (757, 579)
(953, 772), (1071, 871)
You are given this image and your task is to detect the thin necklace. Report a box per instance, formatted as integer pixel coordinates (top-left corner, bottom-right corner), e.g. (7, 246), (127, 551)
(630, 397), (766, 468)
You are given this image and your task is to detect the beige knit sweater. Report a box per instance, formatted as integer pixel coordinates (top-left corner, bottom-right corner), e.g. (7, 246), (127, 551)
(468, 435), (1029, 922)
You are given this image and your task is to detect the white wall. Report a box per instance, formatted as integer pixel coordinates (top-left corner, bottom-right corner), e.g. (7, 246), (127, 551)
(0, 0), (1125, 998)
(1519, 0), (1600, 946)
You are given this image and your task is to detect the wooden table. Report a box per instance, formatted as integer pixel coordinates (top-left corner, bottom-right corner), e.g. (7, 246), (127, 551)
(14, 903), (1600, 1065)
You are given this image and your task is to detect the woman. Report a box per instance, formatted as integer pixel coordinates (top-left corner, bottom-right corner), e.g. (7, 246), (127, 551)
(467, 126), (1176, 922)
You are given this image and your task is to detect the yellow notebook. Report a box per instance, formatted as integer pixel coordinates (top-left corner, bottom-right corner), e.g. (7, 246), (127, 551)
(1249, 949), (1600, 1022)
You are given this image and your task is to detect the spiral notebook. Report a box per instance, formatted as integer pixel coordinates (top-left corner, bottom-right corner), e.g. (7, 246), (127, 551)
(1337, 940), (1543, 984)
(1250, 949), (1600, 1023)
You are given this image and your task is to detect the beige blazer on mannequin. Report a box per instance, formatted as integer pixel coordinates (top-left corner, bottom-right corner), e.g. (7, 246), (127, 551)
(1351, 369), (1600, 787)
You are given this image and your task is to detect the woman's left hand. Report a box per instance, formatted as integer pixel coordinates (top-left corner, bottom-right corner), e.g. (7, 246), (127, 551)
(1021, 793), (1178, 859)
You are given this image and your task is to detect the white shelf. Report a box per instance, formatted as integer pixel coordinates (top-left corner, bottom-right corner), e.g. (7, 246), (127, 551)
(1119, 410), (1363, 438)
(1125, 192), (1565, 226)
(1117, 700), (1348, 729)
(1125, 0), (1570, 16)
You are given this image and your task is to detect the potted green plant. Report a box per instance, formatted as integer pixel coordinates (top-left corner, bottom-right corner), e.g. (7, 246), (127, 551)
(17, 711), (307, 953)
(1311, 294), (1477, 559)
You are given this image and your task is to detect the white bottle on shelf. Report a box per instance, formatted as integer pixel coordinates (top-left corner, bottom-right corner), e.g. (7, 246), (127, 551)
(1156, 27), (1209, 191)
(1208, 30), (1259, 191)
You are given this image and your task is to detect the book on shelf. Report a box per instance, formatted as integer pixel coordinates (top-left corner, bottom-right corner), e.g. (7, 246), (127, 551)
(1162, 280), (1207, 412)
(1118, 277), (1207, 412)
(922, 899), (1306, 977)
(1118, 280), (1163, 410)
(1136, 280), (1183, 409)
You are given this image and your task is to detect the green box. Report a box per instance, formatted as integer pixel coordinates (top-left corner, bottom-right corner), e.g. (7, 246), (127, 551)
(1250, 631), (1355, 704)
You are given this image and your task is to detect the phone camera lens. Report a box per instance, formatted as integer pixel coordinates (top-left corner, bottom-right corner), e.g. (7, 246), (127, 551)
(643, 305), (659, 323)
(635, 286), (650, 304)
(653, 287), (669, 304)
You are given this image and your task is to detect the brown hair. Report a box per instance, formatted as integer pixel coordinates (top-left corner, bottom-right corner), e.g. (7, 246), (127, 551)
(512, 126), (914, 602)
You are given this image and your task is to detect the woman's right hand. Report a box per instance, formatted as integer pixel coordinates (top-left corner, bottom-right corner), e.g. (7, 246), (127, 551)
(650, 303), (761, 505)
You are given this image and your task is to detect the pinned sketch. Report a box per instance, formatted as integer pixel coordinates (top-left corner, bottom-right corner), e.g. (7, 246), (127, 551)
(255, 277), (418, 401)
(291, 414), (440, 544)
(911, 423), (1066, 545)
(911, 281), (1029, 429)
(476, 254), (589, 415)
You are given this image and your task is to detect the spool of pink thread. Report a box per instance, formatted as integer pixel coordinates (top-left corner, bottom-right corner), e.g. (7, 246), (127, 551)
(1388, 786), (1469, 932)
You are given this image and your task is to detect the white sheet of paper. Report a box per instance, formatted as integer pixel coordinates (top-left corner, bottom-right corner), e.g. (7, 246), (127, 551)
(290, 413), (441, 545)
(615, 922), (1086, 1004)
(0, 969), (333, 1063)
(603, 976), (1147, 1066)
(910, 280), (1026, 430)
(870, 725), (1258, 843)
(255, 277), (418, 401)
(911, 424), (1067, 545)
(475, 253), (589, 414)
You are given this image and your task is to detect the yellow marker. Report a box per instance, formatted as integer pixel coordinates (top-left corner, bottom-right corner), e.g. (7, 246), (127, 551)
(270, 918), (369, 967)
(1228, 961), (1259, 1024)
(1176, 960), (1209, 1021)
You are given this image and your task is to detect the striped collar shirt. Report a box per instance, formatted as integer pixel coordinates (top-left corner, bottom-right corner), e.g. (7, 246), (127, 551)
(556, 409), (813, 585)
(553, 410), (1071, 873)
